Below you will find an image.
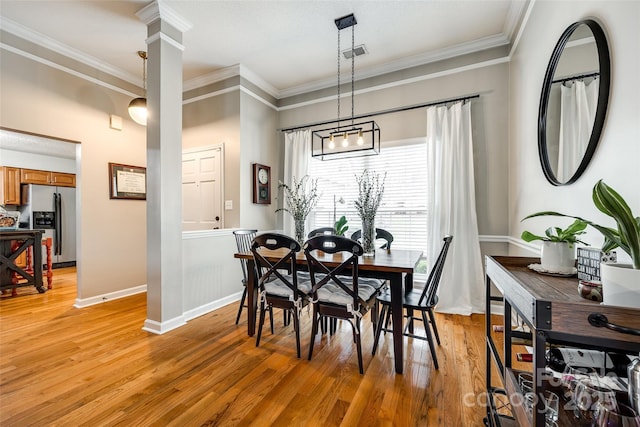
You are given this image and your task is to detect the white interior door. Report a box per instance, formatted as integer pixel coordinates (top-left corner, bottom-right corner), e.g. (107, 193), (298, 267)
(182, 146), (223, 231)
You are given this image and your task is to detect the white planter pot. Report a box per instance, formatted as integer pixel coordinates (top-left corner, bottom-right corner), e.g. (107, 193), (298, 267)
(600, 263), (640, 308)
(540, 241), (575, 272)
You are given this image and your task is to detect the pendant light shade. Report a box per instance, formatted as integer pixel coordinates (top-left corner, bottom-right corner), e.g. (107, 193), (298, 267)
(311, 14), (380, 160)
(128, 51), (147, 126)
(128, 97), (147, 126)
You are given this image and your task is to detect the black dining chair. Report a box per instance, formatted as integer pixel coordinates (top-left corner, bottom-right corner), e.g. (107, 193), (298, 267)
(233, 229), (258, 325)
(307, 227), (335, 238)
(304, 235), (380, 374)
(371, 235), (453, 370)
(252, 233), (310, 358)
(350, 228), (394, 252)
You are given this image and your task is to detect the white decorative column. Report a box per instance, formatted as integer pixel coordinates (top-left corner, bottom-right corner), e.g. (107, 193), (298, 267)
(137, 2), (192, 334)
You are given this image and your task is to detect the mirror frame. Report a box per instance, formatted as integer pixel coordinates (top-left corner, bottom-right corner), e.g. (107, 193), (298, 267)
(538, 19), (610, 186)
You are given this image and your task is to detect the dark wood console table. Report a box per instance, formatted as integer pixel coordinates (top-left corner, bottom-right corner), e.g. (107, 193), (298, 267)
(0, 230), (45, 294)
(484, 255), (640, 427)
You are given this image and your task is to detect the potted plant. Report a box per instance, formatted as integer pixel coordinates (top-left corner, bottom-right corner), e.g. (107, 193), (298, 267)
(354, 170), (386, 256)
(276, 175), (320, 246)
(523, 180), (640, 308)
(521, 219), (588, 272)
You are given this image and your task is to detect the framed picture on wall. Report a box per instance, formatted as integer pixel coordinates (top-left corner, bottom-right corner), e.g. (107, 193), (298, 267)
(252, 163), (271, 204)
(109, 162), (146, 200)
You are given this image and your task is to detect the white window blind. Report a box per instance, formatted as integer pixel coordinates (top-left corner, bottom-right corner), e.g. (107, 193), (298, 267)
(307, 142), (428, 256)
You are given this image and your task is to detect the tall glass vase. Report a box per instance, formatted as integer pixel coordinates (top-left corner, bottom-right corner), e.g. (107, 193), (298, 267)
(294, 218), (306, 247)
(361, 216), (376, 257)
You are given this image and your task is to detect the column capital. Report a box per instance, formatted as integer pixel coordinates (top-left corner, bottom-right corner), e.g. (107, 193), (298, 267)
(136, 0), (192, 33)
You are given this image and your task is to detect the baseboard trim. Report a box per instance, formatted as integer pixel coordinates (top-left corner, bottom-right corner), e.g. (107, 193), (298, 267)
(142, 316), (187, 335)
(183, 291), (243, 322)
(74, 285), (147, 308)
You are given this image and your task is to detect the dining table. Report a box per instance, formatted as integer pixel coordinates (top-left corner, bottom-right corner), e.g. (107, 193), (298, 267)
(234, 246), (423, 374)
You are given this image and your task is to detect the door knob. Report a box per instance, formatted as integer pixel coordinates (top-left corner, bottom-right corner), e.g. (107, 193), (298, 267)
(215, 216), (220, 221)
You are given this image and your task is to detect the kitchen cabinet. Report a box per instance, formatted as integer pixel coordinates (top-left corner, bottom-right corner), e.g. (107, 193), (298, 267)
(484, 255), (640, 427)
(1, 166), (21, 205)
(20, 169), (75, 188)
(50, 172), (75, 187)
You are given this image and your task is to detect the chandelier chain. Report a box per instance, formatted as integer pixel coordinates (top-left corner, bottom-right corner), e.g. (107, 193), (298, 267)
(337, 27), (341, 129)
(351, 24), (355, 126)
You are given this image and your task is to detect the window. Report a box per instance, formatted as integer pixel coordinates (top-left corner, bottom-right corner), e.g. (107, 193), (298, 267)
(307, 141), (428, 269)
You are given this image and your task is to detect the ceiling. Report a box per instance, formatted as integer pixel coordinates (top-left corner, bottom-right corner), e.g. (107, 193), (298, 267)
(0, 0), (528, 98)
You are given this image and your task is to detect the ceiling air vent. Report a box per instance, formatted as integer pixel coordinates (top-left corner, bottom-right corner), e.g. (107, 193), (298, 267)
(342, 44), (367, 59)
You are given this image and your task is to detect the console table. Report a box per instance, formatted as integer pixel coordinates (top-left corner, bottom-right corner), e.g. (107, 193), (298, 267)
(0, 230), (46, 294)
(484, 255), (640, 427)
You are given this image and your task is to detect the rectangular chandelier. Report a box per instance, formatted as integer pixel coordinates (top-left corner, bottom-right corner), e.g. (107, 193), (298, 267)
(311, 120), (380, 160)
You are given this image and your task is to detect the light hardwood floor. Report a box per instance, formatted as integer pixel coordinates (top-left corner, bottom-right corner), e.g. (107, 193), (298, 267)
(0, 268), (493, 426)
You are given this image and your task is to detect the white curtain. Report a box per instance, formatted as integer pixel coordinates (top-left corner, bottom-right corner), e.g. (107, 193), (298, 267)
(425, 101), (484, 315)
(557, 79), (599, 182)
(282, 130), (311, 237)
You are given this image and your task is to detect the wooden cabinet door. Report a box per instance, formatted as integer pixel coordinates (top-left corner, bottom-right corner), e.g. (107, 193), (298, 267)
(1, 166), (21, 205)
(21, 168), (51, 185)
(51, 172), (75, 187)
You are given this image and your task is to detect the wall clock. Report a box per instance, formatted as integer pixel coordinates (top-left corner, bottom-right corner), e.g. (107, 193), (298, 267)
(252, 163), (271, 204)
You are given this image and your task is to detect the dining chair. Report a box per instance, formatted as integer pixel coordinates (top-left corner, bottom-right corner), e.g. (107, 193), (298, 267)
(233, 229), (258, 325)
(252, 233), (310, 358)
(304, 235), (380, 374)
(307, 227), (335, 238)
(371, 235), (453, 370)
(350, 228), (394, 252)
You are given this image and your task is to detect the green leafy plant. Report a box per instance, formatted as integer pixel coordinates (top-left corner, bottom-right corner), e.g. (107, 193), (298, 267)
(523, 180), (640, 269)
(520, 219), (588, 248)
(334, 215), (348, 236)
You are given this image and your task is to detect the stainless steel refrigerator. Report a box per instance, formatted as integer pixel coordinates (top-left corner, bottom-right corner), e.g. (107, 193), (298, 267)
(19, 184), (76, 267)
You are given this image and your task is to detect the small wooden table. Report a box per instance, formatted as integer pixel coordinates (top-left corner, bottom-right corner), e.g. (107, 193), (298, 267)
(235, 247), (423, 374)
(0, 230), (46, 294)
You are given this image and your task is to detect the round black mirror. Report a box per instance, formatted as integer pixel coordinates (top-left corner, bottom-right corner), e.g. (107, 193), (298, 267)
(538, 19), (610, 186)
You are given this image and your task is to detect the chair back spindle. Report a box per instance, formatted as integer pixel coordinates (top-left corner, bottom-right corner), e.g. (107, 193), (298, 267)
(418, 235), (453, 306)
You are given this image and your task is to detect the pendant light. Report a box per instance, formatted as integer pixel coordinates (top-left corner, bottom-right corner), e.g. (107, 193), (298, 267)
(311, 14), (380, 160)
(128, 51), (148, 126)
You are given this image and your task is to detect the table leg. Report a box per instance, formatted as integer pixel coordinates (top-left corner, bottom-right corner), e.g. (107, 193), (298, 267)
(405, 272), (414, 334)
(246, 258), (257, 337)
(390, 272), (404, 374)
(43, 238), (53, 289)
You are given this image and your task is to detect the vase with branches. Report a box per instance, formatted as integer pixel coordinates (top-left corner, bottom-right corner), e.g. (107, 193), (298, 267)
(276, 175), (320, 246)
(354, 170), (386, 256)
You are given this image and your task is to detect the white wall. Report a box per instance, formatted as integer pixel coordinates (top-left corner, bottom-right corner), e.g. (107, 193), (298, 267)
(278, 61), (511, 238)
(183, 90), (241, 228)
(0, 50), (148, 300)
(239, 91), (280, 230)
(509, 1), (640, 263)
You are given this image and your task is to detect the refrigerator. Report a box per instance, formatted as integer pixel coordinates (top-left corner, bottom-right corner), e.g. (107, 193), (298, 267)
(19, 184), (76, 267)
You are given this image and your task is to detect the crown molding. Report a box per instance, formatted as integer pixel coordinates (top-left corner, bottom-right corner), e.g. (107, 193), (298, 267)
(183, 64), (278, 99)
(0, 16), (139, 86)
(279, 33), (510, 98)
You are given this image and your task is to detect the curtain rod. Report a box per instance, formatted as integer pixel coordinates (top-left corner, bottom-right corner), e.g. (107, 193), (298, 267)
(552, 71), (599, 85)
(279, 94), (480, 133)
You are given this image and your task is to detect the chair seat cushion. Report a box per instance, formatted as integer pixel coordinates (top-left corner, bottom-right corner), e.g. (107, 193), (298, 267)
(264, 275), (311, 298)
(316, 280), (377, 306)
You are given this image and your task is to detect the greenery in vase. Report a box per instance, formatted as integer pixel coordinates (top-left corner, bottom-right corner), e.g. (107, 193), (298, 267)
(354, 170), (386, 222)
(523, 180), (640, 269)
(520, 219), (589, 248)
(276, 175), (320, 222)
(334, 215), (348, 236)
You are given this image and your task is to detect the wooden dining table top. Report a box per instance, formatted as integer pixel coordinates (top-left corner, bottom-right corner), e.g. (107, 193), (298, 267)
(234, 247), (423, 273)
